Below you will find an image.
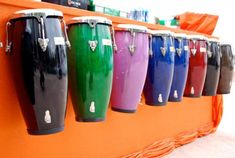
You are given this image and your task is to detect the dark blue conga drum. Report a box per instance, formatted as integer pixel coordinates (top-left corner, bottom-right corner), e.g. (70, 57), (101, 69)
(203, 38), (221, 96)
(169, 33), (189, 102)
(143, 30), (175, 106)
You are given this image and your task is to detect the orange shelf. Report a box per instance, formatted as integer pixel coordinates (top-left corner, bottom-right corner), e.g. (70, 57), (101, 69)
(0, 1), (222, 158)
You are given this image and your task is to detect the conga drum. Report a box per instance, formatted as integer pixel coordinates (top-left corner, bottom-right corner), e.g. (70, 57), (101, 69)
(202, 38), (221, 96)
(184, 35), (207, 97)
(42, 0), (90, 9)
(169, 33), (189, 102)
(5, 9), (70, 135)
(67, 16), (113, 122)
(111, 24), (149, 113)
(217, 44), (234, 94)
(143, 30), (175, 106)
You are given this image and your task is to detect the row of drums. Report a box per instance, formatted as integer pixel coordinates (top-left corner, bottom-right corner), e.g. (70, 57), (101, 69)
(5, 9), (234, 135)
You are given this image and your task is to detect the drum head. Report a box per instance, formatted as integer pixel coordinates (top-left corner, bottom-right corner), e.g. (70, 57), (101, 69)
(174, 33), (187, 39)
(187, 34), (207, 40)
(10, 9), (63, 20)
(116, 24), (148, 33)
(67, 16), (112, 26)
(150, 30), (173, 36)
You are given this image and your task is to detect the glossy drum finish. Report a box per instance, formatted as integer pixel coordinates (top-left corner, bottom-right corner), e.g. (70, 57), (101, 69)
(68, 20), (113, 122)
(169, 35), (189, 102)
(217, 44), (234, 94)
(7, 17), (68, 135)
(184, 37), (207, 97)
(203, 40), (220, 96)
(110, 28), (149, 113)
(143, 32), (175, 106)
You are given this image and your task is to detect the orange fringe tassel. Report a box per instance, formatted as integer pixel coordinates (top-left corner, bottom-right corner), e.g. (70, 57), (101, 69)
(122, 95), (223, 158)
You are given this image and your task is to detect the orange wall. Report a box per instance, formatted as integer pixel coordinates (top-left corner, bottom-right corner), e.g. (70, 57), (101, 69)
(0, 1), (214, 158)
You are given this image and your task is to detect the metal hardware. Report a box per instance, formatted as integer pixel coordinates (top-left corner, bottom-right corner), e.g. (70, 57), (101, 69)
(61, 19), (71, 49)
(128, 30), (136, 56)
(111, 27), (117, 52)
(38, 17), (49, 52)
(191, 39), (197, 56)
(160, 36), (167, 56)
(5, 22), (12, 53)
(149, 35), (153, 57)
(176, 38), (182, 57)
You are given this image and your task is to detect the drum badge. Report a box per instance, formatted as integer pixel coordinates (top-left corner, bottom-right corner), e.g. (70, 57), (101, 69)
(158, 94), (163, 103)
(176, 48), (182, 57)
(160, 47), (167, 56)
(88, 40), (98, 52)
(89, 101), (95, 113)
(174, 90), (178, 98)
(38, 38), (49, 52)
(207, 51), (212, 58)
(44, 110), (51, 124)
(128, 45), (136, 55)
(190, 86), (195, 95)
(191, 49), (197, 56)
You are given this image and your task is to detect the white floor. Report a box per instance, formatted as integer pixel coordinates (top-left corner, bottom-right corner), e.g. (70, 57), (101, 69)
(165, 81), (235, 158)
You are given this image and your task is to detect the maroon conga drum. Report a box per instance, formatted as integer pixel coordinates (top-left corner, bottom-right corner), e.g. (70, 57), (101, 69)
(184, 35), (207, 97)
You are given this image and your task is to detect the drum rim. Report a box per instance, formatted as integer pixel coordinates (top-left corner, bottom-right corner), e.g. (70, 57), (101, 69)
(9, 9), (63, 20)
(150, 30), (173, 36)
(208, 38), (220, 43)
(173, 33), (188, 39)
(116, 24), (148, 33)
(187, 34), (207, 40)
(67, 16), (112, 25)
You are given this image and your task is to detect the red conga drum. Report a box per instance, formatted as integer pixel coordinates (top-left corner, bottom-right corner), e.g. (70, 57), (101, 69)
(184, 35), (207, 97)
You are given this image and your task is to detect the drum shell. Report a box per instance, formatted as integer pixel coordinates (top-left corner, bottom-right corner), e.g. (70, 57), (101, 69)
(9, 17), (68, 135)
(203, 41), (220, 96)
(143, 35), (175, 106)
(184, 39), (207, 97)
(42, 0), (90, 9)
(110, 30), (149, 113)
(68, 23), (113, 122)
(217, 44), (234, 94)
(169, 37), (189, 102)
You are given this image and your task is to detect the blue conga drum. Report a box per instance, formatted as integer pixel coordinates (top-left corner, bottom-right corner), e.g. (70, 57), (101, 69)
(169, 33), (189, 102)
(143, 30), (175, 106)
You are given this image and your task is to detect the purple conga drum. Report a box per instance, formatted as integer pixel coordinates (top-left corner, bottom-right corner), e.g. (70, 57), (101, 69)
(110, 24), (149, 113)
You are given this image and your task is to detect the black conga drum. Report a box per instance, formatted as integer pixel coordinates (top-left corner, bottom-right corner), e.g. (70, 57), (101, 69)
(6, 9), (70, 135)
(217, 44), (234, 94)
(202, 38), (221, 96)
(42, 0), (90, 9)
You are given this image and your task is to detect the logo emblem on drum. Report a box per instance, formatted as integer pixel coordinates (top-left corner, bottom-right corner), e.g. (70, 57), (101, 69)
(44, 110), (51, 124)
(190, 87), (195, 95)
(89, 101), (95, 113)
(158, 94), (163, 103)
(174, 90), (178, 98)
(191, 49), (197, 56)
(128, 45), (136, 55)
(38, 38), (49, 52)
(176, 48), (182, 57)
(88, 40), (98, 52)
(160, 47), (167, 56)
(207, 51), (212, 58)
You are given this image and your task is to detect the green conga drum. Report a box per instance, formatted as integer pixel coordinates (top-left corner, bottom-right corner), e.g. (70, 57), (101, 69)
(67, 16), (114, 122)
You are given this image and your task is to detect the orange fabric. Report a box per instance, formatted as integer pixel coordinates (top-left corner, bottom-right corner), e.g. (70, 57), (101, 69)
(177, 12), (219, 35)
(0, 1), (223, 158)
